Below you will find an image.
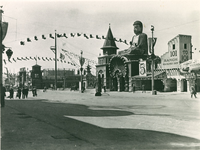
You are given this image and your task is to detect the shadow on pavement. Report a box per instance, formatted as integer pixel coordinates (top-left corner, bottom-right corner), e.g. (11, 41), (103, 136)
(2, 100), (200, 150)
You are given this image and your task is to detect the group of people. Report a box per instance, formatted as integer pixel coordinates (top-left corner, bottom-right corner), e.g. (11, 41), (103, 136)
(8, 86), (37, 99)
(15, 86), (29, 99)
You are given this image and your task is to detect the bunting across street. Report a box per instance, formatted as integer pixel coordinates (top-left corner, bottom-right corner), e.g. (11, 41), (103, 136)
(2, 56), (77, 66)
(19, 32), (129, 46)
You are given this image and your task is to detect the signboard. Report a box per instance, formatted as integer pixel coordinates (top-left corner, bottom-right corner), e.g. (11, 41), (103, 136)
(139, 61), (146, 76)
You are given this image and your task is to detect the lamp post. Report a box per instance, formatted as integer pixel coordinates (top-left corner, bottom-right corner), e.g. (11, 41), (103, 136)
(151, 25), (156, 95)
(79, 50), (85, 93)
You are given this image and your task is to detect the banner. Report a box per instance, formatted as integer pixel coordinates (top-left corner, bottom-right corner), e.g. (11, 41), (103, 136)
(1, 22), (8, 41)
(139, 60), (147, 76)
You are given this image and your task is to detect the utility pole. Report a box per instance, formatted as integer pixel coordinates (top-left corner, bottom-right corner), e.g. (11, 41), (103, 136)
(55, 30), (57, 90)
(0, 7), (3, 103)
(151, 25), (156, 95)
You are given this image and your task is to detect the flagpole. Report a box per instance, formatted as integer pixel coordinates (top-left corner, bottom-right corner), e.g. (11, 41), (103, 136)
(55, 30), (57, 90)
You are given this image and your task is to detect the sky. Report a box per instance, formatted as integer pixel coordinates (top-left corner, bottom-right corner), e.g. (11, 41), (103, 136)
(1, 0), (200, 75)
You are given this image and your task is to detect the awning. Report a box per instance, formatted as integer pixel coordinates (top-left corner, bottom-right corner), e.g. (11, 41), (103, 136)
(132, 71), (166, 80)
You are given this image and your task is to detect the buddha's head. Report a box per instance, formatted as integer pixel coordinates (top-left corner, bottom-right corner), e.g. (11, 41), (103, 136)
(133, 21), (143, 35)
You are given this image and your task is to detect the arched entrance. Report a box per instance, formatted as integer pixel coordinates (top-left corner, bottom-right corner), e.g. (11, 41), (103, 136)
(109, 55), (128, 92)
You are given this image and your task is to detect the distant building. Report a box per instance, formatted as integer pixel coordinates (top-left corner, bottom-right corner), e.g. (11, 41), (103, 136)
(31, 64), (43, 89)
(42, 68), (80, 89)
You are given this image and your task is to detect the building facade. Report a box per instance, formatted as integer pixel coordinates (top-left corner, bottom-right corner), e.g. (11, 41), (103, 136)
(96, 27), (199, 93)
(96, 26), (155, 92)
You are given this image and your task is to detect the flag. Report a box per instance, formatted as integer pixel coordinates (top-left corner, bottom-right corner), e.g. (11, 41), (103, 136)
(34, 57), (37, 61)
(46, 57), (49, 61)
(34, 36), (38, 40)
(60, 53), (65, 60)
(84, 34), (89, 39)
(96, 35), (101, 39)
(124, 40), (128, 45)
(71, 33), (75, 37)
(42, 35), (46, 39)
(1, 22), (8, 41)
(57, 34), (62, 38)
(42, 57), (46, 61)
(77, 33), (81, 36)
(63, 33), (68, 38)
(17, 57), (21, 60)
(27, 38), (31, 42)
(13, 58), (16, 62)
(49, 34), (54, 39)
(20, 41), (25, 45)
(25, 57), (29, 60)
(37, 57), (40, 60)
(102, 36), (105, 39)
(90, 34), (93, 38)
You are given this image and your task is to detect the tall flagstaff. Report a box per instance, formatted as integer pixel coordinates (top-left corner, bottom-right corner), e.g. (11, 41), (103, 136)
(55, 30), (57, 90)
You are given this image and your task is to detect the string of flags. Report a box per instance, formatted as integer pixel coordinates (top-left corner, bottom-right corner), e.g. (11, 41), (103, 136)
(62, 49), (97, 66)
(20, 32), (129, 45)
(3, 56), (77, 66)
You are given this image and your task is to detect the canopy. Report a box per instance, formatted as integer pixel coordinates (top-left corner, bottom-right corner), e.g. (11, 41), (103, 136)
(180, 59), (200, 73)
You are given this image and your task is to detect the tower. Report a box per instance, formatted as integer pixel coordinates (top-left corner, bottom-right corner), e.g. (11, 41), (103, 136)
(31, 64), (43, 88)
(101, 25), (119, 55)
(96, 25), (118, 91)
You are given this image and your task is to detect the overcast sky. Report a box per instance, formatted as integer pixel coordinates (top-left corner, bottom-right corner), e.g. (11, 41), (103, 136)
(1, 0), (200, 74)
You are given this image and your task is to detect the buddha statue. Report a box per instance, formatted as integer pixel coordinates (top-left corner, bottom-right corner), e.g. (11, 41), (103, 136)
(123, 21), (148, 55)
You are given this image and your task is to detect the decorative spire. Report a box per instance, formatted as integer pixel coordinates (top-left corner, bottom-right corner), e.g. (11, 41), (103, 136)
(101, 24), (118, 50)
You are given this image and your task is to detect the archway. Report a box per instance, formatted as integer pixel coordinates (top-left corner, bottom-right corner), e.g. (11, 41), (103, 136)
(109, 55), (128, 91)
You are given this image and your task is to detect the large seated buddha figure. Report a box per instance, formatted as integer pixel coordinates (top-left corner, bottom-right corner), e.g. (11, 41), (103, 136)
(123, 21), (148, 55)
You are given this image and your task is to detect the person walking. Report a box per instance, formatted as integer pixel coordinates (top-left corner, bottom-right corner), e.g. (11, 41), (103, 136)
(22, 87), (26, 99)
(142, 84), (146, 93)
(24, 86), (29, 98)
(17, 87), (22, 99)
(132, 83), (135, 93)
(9, 87), (14, 99)
(190, 85), (197, 98)
(1, 84), (6, 107)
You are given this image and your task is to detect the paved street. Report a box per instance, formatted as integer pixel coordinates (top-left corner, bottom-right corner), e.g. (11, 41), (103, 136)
(1, 89), (200, 150)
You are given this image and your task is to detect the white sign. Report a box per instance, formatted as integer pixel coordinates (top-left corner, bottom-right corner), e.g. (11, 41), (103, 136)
(139, 61), (146, 76)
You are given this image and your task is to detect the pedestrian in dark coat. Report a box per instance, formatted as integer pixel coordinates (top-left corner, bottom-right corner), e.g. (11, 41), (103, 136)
(1, 85), (6, 107)
(24, 86), (29, 98)
(9, 87), (14, 99)
(22, 87), (26, 99)
(132, 84), (135, 93)
(190, 85), (197, 98)
(17, 87), (22, 99)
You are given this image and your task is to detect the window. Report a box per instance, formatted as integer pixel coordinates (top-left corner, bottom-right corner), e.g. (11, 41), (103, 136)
(173, 44), (175, 49)
(184, 43), (187, 49)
